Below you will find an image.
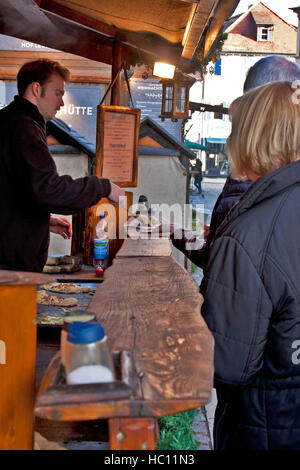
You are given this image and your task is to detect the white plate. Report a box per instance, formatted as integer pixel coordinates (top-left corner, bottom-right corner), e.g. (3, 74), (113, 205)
(138, 223), (161, 232)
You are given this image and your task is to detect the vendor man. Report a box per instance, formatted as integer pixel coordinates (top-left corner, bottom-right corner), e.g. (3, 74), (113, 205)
(0, 59), (125, 272)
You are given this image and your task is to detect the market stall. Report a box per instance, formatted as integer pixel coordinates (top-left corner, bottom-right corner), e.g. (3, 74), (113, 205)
(0, 0), (240, 451)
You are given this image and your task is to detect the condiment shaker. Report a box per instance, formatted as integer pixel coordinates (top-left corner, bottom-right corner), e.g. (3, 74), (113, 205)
(65, 321), (115, 385)
(60, 310), (95, 374)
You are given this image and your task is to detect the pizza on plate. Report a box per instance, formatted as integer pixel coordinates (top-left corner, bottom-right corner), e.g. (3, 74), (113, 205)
(40, 282), (95, 294)
(37, 290), (78, 307)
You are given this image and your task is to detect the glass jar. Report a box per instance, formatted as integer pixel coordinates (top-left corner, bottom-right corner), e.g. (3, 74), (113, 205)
(60, 311), (96, 373)
(65, 321), (115, 385)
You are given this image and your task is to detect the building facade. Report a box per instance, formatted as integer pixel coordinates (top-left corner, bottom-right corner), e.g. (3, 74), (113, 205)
(187, 2), (297, 175)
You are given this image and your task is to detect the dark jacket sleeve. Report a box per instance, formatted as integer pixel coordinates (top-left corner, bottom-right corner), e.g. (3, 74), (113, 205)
(200, 235), (273, 389)
(14, 119), (111, 214)
(171, 229), (207, 269)
(171, 178), (253, 271)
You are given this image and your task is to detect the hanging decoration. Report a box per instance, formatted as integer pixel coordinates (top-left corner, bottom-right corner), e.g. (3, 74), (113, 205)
(193, 33), (228, 80)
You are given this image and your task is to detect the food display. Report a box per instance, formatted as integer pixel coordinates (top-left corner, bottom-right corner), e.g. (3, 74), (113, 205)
(42, 255), (82, 274)
(37, 291), (78, 307)
(40, 282), (95, 295)
(39, 314), (64, 325)
(36, 282), (99, 326)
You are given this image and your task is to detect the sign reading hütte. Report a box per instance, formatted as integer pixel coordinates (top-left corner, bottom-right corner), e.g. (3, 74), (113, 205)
(95, 105), (140, 187)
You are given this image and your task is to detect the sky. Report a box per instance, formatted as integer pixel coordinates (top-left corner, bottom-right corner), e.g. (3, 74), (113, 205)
(232, 0), (299, 26)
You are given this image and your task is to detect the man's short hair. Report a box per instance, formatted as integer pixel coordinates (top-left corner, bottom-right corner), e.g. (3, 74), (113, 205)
(228, 82), (300, 179)
(17, 59), (70, 96)
(243, 56), (300, 92)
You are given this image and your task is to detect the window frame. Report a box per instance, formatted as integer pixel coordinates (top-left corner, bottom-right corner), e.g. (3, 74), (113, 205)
(257, 25), (273, 42)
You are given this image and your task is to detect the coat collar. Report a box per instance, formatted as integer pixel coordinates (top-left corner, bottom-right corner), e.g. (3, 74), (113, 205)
(12, 95), (45, 128)
(215, 160), (300, 238)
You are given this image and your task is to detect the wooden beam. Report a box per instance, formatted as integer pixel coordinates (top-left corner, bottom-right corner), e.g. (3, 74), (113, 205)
(189, 101), (229, 114)
(204, 0), (240, 58)
(0, 50), (112, 82)
(109, 418), (156, 450)
(0, 0), (113, 64)
(182, 0), (218, 60)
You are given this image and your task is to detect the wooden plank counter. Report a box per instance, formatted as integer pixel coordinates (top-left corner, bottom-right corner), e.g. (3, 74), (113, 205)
(35, 239), (214, 450)
(116, 238), (172, 258)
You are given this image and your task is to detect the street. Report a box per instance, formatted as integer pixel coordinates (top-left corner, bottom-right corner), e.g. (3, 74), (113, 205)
(188, 176), (226, 286)
(189, 177), (225, 449)
(189, 177), (227, 213)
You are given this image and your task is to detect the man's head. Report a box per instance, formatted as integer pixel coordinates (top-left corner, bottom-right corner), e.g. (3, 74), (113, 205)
(17, 59), (70, 121)
(243, 55), (300, 93)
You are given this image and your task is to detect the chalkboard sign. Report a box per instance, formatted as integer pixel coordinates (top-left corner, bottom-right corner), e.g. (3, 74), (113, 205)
(130, 78), (182, 140)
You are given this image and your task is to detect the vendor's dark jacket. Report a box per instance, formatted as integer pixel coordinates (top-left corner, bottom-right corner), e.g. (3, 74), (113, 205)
(0, 96), (111, 272)
(200, 161), (300, 450)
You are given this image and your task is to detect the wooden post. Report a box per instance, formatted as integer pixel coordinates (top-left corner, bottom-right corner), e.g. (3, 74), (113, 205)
(0, 271), (53, 450)
(109, 418), (157, 450)
(111, 41), (122, 106)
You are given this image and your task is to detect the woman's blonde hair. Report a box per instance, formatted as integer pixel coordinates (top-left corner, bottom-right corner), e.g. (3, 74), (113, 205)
(227, 81), (300, 180)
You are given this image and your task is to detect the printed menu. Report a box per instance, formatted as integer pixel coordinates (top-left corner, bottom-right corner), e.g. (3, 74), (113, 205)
(102, 111), (136, 182)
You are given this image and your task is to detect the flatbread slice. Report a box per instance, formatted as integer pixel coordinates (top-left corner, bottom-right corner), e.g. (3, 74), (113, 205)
(40, 282), (94, 294)
(37, 290), (78, 307)
(43, 264), (81, 274)
(39, 314), (64, 325)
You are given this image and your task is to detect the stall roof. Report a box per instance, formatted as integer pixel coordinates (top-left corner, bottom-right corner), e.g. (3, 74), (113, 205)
(139, 116), (197, 161)
(47, 116), (197, 162)
(47, 118), (95, 158)
(0, 0), (240, 71)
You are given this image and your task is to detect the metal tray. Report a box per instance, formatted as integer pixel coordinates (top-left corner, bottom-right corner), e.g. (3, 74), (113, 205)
(37, 282), (99, 328)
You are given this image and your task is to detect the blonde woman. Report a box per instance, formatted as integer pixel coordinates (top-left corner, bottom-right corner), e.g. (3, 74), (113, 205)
(200, 81), (300, 450)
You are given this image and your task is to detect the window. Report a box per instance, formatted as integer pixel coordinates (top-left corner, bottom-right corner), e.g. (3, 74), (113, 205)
(164, 86), (173, 113)
(261, 28), (269, 40)
(214, 58), (222, 75)
(257, 26), (273, 42)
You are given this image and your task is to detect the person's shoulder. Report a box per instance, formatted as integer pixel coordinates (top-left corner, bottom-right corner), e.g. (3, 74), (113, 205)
(0, 101), (30, 124)
(224, 176), (252, 192)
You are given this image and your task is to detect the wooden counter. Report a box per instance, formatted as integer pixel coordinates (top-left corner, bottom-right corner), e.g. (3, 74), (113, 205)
(0, 270), (54, 450)
(35, 239), (214, 450)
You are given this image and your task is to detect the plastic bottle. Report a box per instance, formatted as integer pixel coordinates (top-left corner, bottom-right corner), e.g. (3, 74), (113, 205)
(93, 214), (109, 269)
(95, 214), (108, 238)
(65, 321), (115, 385)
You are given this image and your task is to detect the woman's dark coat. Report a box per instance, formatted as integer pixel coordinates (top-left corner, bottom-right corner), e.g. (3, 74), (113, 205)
(200, 161), (300, 450)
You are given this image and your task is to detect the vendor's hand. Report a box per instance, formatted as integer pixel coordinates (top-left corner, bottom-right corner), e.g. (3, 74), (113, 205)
(108, 182), (126, 206)
(50, 216), (72, 239)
